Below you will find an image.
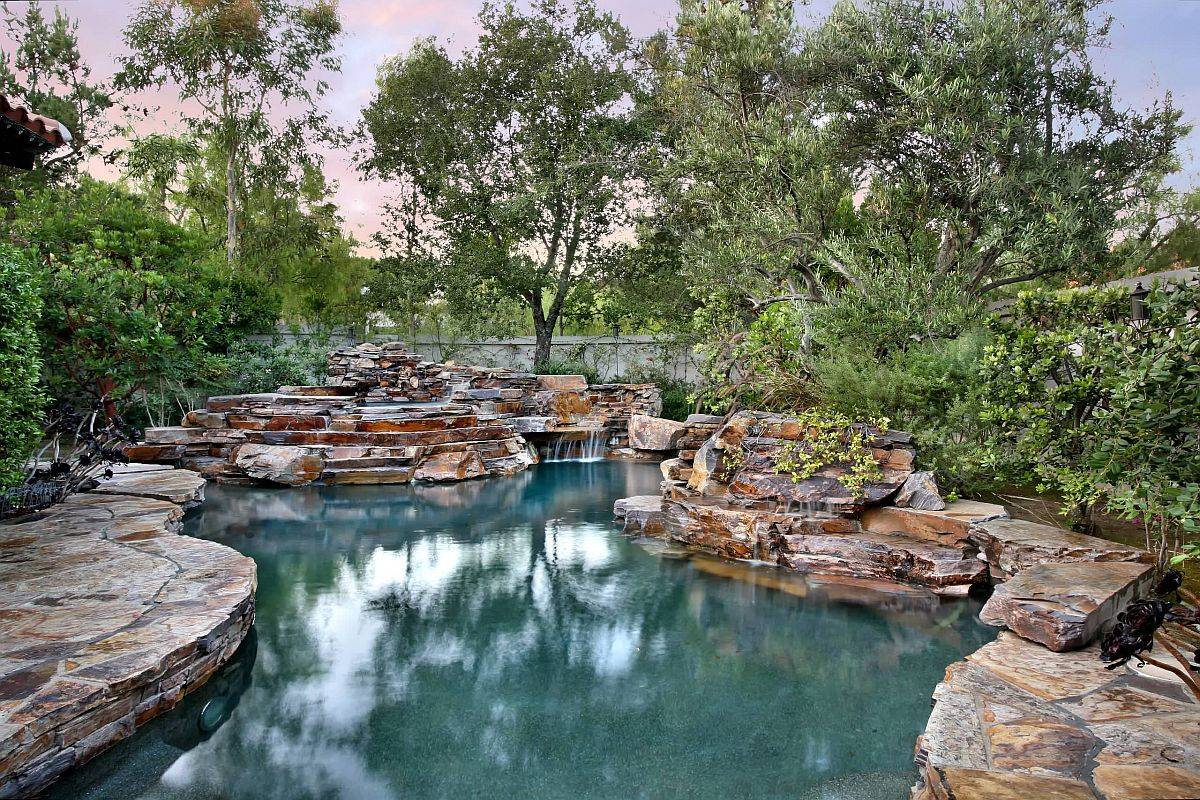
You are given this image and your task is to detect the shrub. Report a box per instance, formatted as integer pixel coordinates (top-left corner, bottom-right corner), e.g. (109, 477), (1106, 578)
(812, 331), (993, 491)
(982, 284), (1200, 567)
(533, 358), (602, 386)
(0, 246), (44, 487)
(6, 179), (278, 414)
(210, 340), (330, 395)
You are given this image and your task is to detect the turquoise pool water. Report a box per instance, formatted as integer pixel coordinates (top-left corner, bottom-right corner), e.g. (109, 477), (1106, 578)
(50, 461), (992, 800)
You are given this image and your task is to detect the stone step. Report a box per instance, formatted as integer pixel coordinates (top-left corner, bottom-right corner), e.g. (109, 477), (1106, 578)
(350, 416), (481, 433)
(979, 561), (1154, 651)
(969, 517), (1151, 580)
(776, 530), (988, 594)
(226, 413), (329, 431)
(323, 456), (419, 469)
(246, 426), (517, 447)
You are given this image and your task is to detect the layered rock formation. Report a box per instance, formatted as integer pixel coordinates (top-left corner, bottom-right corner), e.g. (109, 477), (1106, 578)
(127, 343), (661, 485)
(611, 409), (1190, 800)
(617, 411), (990, 595)
(616, 410), (1155, 616)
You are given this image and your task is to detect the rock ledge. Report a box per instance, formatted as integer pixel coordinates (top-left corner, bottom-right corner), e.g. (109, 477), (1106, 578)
(0, 468), (255, 797)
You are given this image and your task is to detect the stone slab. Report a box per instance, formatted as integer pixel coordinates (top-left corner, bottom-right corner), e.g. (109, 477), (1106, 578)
(861, 500), (1008, 544)
(980, 561), (1154, 651)
(913, 632), (1199, 800)
(0, 473), (254, 797)
(970, 518), (1151, 580)
(93, 468), (206, 507)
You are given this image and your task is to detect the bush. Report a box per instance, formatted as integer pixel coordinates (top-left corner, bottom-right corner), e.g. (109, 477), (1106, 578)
(0, 246), (44, 487)
(982, 284), (1200, 567)
(532, 358), (602, 386)
(5, 179), (278, 414)
(210, 340), (330, 395)
(812, 331), (992, 491)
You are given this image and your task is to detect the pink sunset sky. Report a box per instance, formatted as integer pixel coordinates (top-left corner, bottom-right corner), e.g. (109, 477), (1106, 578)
(9, 0), (1200, 254)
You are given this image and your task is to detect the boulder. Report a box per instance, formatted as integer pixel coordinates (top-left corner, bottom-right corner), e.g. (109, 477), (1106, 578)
(413, 451), (486, 482)
(660, 457), (692, 483)
(614, 495), (667, 535)
(628, 414), (687, 451)
(894, 470), (946, 510)
(979, 561), (1155, 651)
(233, 444), (325, 486)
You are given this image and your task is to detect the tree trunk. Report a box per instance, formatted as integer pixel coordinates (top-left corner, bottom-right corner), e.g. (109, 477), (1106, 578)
(96, 377), (118, 423)
(225, 145), (238, 264)
(532, 318), (554, 366)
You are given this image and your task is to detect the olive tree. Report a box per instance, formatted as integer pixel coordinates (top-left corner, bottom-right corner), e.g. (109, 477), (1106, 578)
(360, 0), (645, 365)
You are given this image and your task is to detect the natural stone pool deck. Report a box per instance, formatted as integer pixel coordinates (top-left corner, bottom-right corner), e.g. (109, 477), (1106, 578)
(914, 632), (1200, 800)
(0, 468), (255, 798)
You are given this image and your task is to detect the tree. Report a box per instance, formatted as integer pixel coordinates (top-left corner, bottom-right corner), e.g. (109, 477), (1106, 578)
(6, 178), (277, 419)
(360, 0), (646, 364)
(0, 1), (113, 186)
(117, 0), (342, 263)
(642, 0), (1188, 399)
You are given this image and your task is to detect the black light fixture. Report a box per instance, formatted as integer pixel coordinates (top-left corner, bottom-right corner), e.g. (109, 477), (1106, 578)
(1130, 282), (1150, 322)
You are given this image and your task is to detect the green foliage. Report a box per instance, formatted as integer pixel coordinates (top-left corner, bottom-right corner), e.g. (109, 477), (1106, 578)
(211, 339), (329, 395)
(982, 284), (1200, 565)
(0, 2), (112, 185)
(771, 410), (884, 496)
(361, 0), (647, 362)
(813, 331), (994, 491)
(644, 0), (1188, 408)
(0, 245), (44, 487)
(117, 0), (343, 263)
(533, 358), (602, 387)
(6, 178), (277, 413)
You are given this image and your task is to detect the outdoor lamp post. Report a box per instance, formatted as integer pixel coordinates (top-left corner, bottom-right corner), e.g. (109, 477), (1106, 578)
(1131, 282), (1150, 324)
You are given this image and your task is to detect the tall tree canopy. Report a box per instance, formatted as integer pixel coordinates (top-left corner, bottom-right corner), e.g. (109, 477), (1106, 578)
(117, 0), (342, 263)
(642, 0), (1188, 393)
(360, 0), (646, 364)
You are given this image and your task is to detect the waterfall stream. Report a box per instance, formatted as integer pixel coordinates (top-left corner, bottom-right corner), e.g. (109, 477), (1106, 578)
(543, 429), (607, 462)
